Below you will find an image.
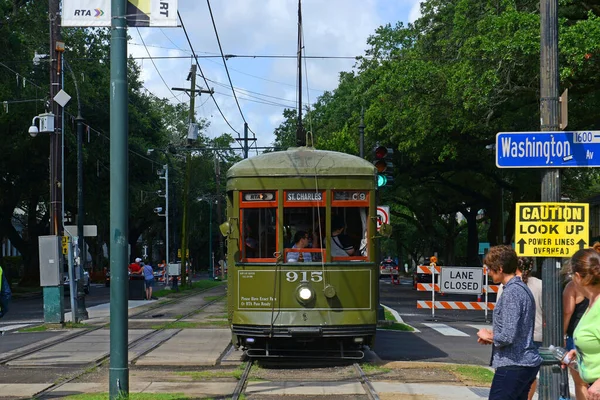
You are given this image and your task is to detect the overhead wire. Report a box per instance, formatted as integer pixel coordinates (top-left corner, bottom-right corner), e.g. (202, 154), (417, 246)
(135, 27), (180, 101)
(177, 10), (242, 139)
(206, 0), (257, 148)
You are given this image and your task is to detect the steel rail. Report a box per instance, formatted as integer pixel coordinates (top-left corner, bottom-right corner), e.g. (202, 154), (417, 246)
(231, 359), (254, 400)
(353, 362), (380, 400)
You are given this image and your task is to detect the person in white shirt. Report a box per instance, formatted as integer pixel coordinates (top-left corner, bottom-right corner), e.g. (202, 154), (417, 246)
(286, 231), (312, 262)
(330, 216), (354, 257)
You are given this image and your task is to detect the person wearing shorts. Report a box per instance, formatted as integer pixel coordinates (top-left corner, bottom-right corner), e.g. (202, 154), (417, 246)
(143, 262), (155, 300)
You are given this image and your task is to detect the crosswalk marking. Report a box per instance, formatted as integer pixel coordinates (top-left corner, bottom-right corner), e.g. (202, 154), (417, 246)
(467, 324), (493, 331)
(0, 324), (31, 332)
(422, 323), (469, 337)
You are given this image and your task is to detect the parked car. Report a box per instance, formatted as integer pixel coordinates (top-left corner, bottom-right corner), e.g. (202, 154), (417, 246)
(63, 270), (91, 294)
(379, 259), (399, 278)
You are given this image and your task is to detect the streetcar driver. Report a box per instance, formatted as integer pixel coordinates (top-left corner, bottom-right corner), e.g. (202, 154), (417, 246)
(286, 231), (312, 262)
(330, 216), (355, 257)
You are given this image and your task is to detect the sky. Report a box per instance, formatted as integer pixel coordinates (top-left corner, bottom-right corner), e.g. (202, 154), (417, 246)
(128, 0), (422, 154)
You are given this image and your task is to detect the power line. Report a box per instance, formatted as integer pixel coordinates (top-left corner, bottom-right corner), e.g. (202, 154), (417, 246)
(206, 0), (249, 129)
(178, 10), (242, 137)
(136, 28), (180, 101)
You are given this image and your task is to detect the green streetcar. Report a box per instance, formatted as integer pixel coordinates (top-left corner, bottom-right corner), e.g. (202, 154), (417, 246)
(222, 146), (382, 358)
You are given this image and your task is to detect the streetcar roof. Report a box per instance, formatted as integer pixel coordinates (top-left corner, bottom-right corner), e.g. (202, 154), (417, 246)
(227, 147), (377, 178)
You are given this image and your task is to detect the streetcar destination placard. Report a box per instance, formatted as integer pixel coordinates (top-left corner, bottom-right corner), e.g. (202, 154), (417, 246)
(515, 202), (589, 257)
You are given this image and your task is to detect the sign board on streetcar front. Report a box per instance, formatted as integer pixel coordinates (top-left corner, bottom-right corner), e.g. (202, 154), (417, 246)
(515, 202), (588, 257)
(496, 131), (600, 168)
(440, 267), (483, 295)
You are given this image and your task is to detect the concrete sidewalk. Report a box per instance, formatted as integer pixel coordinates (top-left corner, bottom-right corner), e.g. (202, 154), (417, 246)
(29, 380), (491, 399)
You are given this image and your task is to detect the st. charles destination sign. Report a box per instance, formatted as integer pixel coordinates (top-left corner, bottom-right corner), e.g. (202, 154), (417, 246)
(496, 131), (600, 168)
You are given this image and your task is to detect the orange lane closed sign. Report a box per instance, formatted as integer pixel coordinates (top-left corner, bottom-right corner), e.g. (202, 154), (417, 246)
(515, 202), (588, 257)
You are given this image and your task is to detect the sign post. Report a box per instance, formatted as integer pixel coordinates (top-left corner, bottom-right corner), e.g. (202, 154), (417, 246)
(515, 203), (588, 257)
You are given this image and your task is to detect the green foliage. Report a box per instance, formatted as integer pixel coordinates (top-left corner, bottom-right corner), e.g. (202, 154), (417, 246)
(271, 0), (600, 263)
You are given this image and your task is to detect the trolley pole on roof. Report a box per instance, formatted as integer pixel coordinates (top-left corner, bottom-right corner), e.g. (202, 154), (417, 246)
(539, 0), (561, 398)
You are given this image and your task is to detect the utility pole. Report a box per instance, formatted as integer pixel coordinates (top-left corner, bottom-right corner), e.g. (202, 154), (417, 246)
(43, 0), (65, 324)
(539, 0), (561, 398)
(359, 106), (365, 158)
(214, 155), (224, 279)
(109, 0), (129, 397)
(172, 65), (213, 287)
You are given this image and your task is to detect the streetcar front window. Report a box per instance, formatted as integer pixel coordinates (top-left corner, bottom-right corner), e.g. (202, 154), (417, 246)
(283, 207), (325, 262)
(331, 207), (368, 261)
(241, 208), (277, 261)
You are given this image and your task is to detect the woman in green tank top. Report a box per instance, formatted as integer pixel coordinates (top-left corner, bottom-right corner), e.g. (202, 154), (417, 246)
(567, 244), (600, 400)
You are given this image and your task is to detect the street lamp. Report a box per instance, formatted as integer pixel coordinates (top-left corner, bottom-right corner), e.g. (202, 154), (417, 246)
(157, 165), (169, 266)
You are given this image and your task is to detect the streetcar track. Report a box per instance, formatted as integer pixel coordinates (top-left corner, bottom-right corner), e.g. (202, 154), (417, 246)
(231, 359), (254, 400)
(0, 285), (225, 366)
(354, 362), (380, 400)
(33, 293), (225, 398)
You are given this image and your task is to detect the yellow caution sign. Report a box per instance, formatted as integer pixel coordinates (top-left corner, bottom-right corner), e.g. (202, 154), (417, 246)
(515, 202), (588, 257)
(62, 236), (70, 255)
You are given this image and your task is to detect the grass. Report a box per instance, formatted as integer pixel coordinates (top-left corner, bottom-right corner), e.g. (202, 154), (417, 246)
(151, 321), (200, 330)
(19, 322), (90, 332)
(440, 364), (494, 386)
(360, 363), (391, 374)
(378, 322), (414, 331)
(379, 307), (414, 331)
(153, 279), (224, 299)
(206, 314), (228, 319)
(203, 295), (224, 302)
(61, 394), (192, 400)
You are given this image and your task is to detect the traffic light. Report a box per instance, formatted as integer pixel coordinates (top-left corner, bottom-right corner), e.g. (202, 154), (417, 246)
(373, 146), (394, 188)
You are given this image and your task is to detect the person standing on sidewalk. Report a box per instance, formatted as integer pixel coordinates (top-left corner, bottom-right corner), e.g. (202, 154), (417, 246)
(563, 278), (589, 400)
(142, 262), (155, 300)
(476, 245), (542, 400)
(0, 265), (12, 318)
(565, 243), (600, 400)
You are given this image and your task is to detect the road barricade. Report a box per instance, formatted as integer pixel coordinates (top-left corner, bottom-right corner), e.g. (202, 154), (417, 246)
(417, 300), (495, 310)
(416, 263), (497, 321)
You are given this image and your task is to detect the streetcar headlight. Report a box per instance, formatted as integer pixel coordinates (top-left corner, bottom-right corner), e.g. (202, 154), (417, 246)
(299, 287), (312, 301)
(296, 284), (315, 304)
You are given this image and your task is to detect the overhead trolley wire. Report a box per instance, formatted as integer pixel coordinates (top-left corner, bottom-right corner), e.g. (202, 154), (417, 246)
(135, 28), (180, 101)
(178, 10), (242, 138)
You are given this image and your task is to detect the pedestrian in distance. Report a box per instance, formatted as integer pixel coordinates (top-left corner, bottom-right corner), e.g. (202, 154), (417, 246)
(0, 265), (11, 319)
(129, 257), (143, 276)
(564, 243), (600, 400)
(142, 262), (155, 300)
(476, 245), (542, 400)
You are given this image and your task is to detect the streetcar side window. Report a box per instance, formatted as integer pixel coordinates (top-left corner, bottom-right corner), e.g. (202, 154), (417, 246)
(241, 208), (277, 261)
(331, 207), (368, 261)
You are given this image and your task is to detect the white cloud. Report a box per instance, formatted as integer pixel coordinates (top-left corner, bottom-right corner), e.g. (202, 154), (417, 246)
(129, 0), (413, 151)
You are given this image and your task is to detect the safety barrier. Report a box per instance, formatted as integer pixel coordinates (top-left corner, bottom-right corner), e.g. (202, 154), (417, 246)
(415, 262), (496, 320)
(417, 300), (495, 310)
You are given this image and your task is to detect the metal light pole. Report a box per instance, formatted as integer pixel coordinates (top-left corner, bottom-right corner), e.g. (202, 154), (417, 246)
(109, 0), (129, 397)
(158, 164), (169, 265)
(65, 59), (88, 321)
(540, 0), (561, 398)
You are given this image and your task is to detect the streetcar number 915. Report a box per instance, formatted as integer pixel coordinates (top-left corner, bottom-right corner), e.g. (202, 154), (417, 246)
(286, 271), (323, 282)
